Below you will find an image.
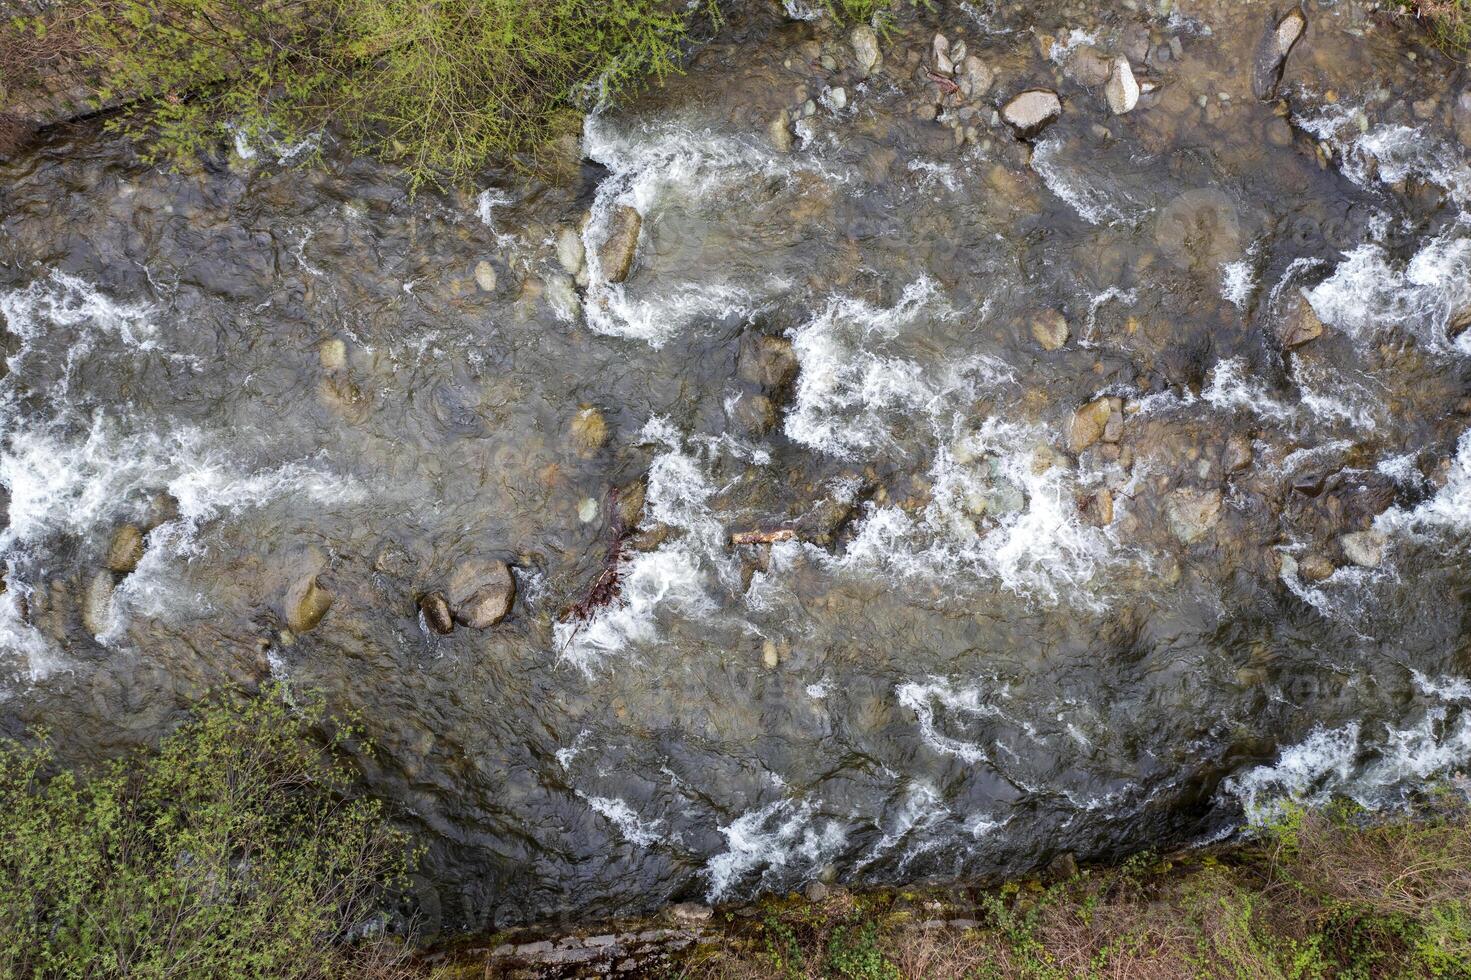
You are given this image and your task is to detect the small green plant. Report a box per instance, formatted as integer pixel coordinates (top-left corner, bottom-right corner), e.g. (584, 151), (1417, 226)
(1399, 0), (1471, 54)
(0, 685), (417, 979)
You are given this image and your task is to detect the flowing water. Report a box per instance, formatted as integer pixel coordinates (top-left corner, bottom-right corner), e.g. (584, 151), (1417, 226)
(4, 0), (1471, 933)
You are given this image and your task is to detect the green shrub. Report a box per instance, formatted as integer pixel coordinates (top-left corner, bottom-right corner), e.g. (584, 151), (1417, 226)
(1399, 0), (1471, 53)
(0, 686), (417, 979)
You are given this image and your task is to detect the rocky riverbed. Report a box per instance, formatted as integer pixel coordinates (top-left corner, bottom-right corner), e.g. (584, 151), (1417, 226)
(4, 0), (1471, 939)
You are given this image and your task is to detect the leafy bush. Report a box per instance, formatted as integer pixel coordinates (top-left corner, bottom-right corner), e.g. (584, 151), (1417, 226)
(0, 687), (417, 979)
(1399, 0), (1471, 53)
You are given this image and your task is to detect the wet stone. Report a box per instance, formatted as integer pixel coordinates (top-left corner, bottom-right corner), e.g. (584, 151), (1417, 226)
(1105, 58), (1139, 115)
(597, 206), (642, 284)
(105, 524), (145, 574)
(556, 226), (586, 275)
(473, 260), (497, 292)
(1278, 291), (1325, 349)
(419, 592), (454, 635)
(850, 25), (880, 76)
(81, 570), (114, 637)
(769, 110), (794, 153)
(1069, 397), (1119, 453)
(318, 338), (347, 372)
(1299, 553), (1337, 582)
(1002, 90), (1062, 138)
(446, 560), (515, 629)
(285, 575), (333, 633)
(738, 333), (800, 391)
(570, 406), (610, 455)
(1167, 488), (1223, 545)
(1030, 309), (1069, 351)
(1253, 7), (1307, 100)
(1340, 530), (1387, 568)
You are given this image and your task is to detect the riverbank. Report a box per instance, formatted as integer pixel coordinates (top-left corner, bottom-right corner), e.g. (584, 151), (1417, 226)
(422, 795), (1471, 977)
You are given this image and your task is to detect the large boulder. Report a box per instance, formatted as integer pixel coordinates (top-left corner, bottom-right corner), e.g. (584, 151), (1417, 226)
(1002, 90), (1062, 138)
(447, 560), (515, 629)
(596, 206), (641, 284)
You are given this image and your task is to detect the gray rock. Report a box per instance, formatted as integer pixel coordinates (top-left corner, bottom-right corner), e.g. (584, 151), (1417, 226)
(418, 592), (454, 634)
(960, 55), (993, 98)
(1224, 433), (1254, 472)
(1340, 530), (1388, 568)
(804, 880), (830, 902)
(474, 260), (497, 292)
(1252, 7), (1307, 100)
(546, 274), (580, 320)
(1001, 90), (1062, 138)
(825, 86), (847, 111)
(1046, 851), (1078, 880)
(1030, 309), (1069, 350)
(666, 902), (712, 923)
(82, 570), (114, 637)
(1166, 488), (1223, 545)
(1278, 290), (1324, 349)
(106, 524), (145, 574)
(285, 574), (333, 633)
(597, 206), (642, 284)
(1105, 58), (1139, 114)
(933, 34), (953, 75)
(850, 25), (881, 76)
(1449, 303), (1471, 338)
(556, 226), (586, 275)
(447, 560), (515, 629)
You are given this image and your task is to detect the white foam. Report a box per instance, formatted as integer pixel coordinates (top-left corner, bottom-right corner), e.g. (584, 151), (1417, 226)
(1031, 136), (1149, 226)
(1304, 224), (1471, 349)
(579, 113), (838, 347)
(857, 781), (949, 872)
(1298, 104), (1471, 206)
(1378, 426), (1471, 537)
(705, 798), (847, 901)
(580, 793), (666, 847)
(897, 678), (1001, 764)
(1412, 670), (1471, 702)
(784, 278), (1012, 456)
(552, 418), (735, 671)
(1220, 259), (1255, 309)
(1225, 723), (1360, 820)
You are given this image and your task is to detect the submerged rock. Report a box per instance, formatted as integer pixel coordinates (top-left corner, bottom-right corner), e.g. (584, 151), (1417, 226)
(285, 574), (333, 633)
(1167, 488), (1223, 545)
(960, 56), (993, 98)
(570, 406), (610, 455)
(419, 592), (455, 635)
(1252, 7), (1307, 101)
(1030, 309), (1069, 350)
(1080, 488), (1114, 526)
(556, 226), (586, 276)
(1278, 291), (1324, 349)
(597, 206), (642, 284)
(105, 524), (145, 574)
(1105, 58), (1139, 115)
(318, 338), (347, 372)
(768, 110), (794, 154)
(1002, 90), (1062, 138)
(738, 334), (800, 392)
(447, 560), (515, 629)
(1065, 45), (1114, 87)
(1340, 530), (1387, 568)
(1449, 303), (1471, 338)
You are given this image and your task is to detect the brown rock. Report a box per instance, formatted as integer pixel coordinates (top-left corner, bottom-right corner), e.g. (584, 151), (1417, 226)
(1299, 553), (1336, 582)
(1069, 398), (1114, 453)
(738, 334), (800, 391)
(285, 575), (333, 633)
(105, 524), (145, 574)
(570, 406), (610, 455)
(1001, 90), (1062, 138)
(418, 592), (454, 634)
(447, 560), (515, 629)
(597, 206), (642, 283)
(1030, 310), (1069, 351)
(1080, 488), (1114, 526)
(1278, 291), (1324, 349)
(1224, 433), (1254, 473)
(1450, 303), (1471, 338)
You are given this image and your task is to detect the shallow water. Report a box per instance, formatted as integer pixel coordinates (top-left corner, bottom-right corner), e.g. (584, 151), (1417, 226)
(4, 0), (1471, 932)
